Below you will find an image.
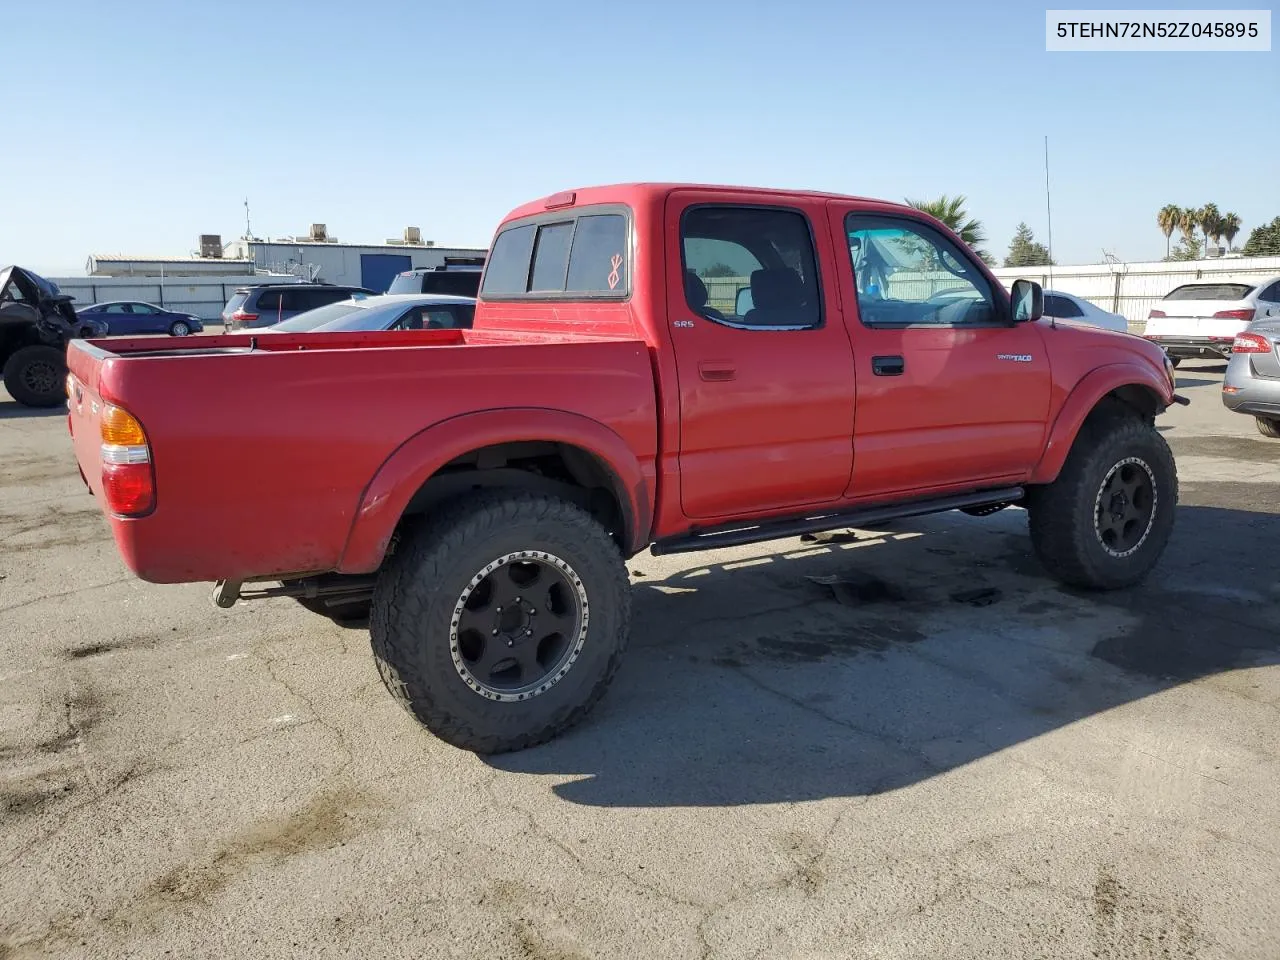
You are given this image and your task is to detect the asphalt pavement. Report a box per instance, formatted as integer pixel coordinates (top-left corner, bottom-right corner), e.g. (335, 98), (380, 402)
(1, 360), (1278, 959)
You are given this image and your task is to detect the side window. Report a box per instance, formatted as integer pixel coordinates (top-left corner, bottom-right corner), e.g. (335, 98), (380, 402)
(1262, 282), (1280, 303)
(681, 206), (821, 329)
(425, 272), (481, 297)
(276, 290), (308, 312)
(105, 303), (129, 313)
(311, 290), (349, 309)
(255, 290), (282, 313)
(422, 308), (458, 329)
(481, 224), (536, 295)
(131, 303), (154, 314)
(846, 215), (1000, 327)
(453, 304), (475, 327)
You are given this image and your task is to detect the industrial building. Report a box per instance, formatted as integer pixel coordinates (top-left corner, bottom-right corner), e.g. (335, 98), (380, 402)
(61, 225), (490, 319)
(221, 224), (487, 292)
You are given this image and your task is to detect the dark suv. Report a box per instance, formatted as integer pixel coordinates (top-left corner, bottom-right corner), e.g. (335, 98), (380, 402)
(221, 283), (375, 331)
(386, 264), (483, 297)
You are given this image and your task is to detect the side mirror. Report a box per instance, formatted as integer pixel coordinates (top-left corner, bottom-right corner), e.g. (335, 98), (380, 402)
(1011, 279), (1043, 322)
(735, 287), (754, 317)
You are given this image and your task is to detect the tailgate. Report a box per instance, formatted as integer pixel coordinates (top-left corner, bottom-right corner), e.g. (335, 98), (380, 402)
(66, 343), (109, 504)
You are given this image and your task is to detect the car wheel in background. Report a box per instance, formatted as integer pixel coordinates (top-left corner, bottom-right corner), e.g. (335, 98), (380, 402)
(2, 345), (67, 407)
(1256, 416), (1280, 439)
(169, 321), (191, 336)
(1025, 407), (1178, 590)
(370, 491), (631, 753)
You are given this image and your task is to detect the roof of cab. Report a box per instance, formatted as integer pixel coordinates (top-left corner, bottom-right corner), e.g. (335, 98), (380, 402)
(500, 182), (901, 224)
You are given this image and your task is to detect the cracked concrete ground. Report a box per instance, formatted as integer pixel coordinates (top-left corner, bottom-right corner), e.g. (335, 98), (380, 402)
(2, 361), (1279, 959)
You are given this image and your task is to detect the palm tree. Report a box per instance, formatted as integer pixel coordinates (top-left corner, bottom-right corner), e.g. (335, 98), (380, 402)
(1178, 207), (1200, 246)
(1222, 212), (1242, 251)
(904, 194), (993, 263)
(1157, 204), (1181, 259)
(1199, 202), (1222, 256)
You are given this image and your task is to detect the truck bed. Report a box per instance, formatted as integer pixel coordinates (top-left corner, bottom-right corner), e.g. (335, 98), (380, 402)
(67, 329), (657, 583)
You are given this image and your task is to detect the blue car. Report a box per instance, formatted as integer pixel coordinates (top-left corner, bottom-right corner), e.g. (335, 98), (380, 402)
(75, 301), (204, 336)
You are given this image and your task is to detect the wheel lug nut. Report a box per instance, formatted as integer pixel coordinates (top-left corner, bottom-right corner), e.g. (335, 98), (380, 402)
(492, 629), (498, 636)
(507, 640), (513, 647)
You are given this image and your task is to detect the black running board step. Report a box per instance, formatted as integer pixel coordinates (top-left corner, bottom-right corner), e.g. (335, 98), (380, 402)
(650, 487), (1024, 556)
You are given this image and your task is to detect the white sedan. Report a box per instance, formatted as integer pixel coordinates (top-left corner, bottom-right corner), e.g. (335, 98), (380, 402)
(1043, 290), (1129, 333)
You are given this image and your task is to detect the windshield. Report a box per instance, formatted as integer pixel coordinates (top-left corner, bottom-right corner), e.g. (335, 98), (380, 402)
(1163, 283), (1254, 301)
(265, 300), (366, 332)
(308, 302), (411, 332)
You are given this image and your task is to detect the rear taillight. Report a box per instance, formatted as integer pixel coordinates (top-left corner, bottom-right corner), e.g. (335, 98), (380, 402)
(1231, 333), (1272, 354)
(231, 309), (258, 323)
(1148, 309), (1166, 318)
(100, 405), (154, 516)
(1213, 308), (1256, 322)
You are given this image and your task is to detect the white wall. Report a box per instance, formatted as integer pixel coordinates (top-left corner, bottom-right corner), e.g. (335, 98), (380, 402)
(990, 256), (1280, 331)
(49, 274), (303, 321)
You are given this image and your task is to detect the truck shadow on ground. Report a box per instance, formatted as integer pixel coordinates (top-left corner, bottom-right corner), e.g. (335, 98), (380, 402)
(488, 480), (1280, 807)
(0, 398), (66, 420)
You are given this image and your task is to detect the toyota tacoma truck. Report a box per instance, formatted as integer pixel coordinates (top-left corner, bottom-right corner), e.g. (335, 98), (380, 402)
(65, 183), (1186, 753)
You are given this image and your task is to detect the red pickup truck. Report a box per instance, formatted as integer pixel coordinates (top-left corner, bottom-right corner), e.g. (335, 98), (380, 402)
(66, 183), (1184, 753)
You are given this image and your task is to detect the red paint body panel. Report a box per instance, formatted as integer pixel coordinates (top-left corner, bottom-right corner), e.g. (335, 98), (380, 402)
(64, 183), (1176, 586)
(67, 330), (656, 583)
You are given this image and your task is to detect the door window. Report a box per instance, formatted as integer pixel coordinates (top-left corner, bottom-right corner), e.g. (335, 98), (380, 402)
(680, 206), (822, 329)
(846, 215), (1000, 327)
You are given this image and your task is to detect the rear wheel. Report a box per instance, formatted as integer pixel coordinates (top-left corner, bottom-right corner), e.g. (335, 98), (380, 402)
(370, 491), (631, 754)
(3, 345), (66, 407)
(1256, 416), (1280, 439)
(169, 320), (191, 336)
(1026, 412), (1177, 590)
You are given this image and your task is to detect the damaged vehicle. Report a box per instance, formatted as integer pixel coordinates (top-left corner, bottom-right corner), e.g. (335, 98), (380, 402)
(0, 266), (106, 407)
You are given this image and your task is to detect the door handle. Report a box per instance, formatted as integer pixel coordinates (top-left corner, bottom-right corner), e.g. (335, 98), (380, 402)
(698, 361), (737, 382)
(872, 355), (905, 376)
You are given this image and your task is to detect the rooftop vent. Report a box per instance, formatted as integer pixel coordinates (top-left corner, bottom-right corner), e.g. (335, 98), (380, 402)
(198, 234), (223, 258)
(404, 226), (422, 244)
(309, 223), (328, 241)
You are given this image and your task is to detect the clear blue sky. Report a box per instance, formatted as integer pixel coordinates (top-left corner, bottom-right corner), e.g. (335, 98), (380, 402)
(3, 0), (1276, 274)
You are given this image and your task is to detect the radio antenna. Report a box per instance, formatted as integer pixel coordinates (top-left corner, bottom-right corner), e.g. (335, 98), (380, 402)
(1044, 135), (1056, 328)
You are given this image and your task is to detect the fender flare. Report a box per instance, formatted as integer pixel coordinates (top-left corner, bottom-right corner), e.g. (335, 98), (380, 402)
(1029, 362), (1175, 485)
(337, 407), (654, 573)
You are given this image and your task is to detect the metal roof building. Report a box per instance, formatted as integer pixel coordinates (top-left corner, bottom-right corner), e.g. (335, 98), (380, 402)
(87, 254), (258, 277)
(222, 225), (487, 292)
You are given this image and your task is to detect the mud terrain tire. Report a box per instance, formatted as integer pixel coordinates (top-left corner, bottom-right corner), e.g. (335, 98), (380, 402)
(1027, 413), (1177, 590)
(370, 491), (631, 754)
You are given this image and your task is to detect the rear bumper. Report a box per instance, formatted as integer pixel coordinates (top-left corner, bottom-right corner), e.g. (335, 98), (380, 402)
(1144, 336), (1234, 359)
(1222, 390), (1280, 418)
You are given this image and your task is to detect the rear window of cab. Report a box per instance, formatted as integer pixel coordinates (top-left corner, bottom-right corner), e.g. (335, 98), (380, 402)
(481, 208), (630, 299)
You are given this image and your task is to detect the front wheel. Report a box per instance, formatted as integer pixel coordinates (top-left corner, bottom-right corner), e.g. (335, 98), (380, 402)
(169, 321), (191, 336)
(370, 491), (631, 754)
(1026, 414), (1177, 590)
(3, 345), (66, 407)
(1256, 416), (1280, 439)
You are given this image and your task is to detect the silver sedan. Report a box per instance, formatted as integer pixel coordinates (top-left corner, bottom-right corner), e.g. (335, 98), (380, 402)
(1222, 317), (1280, 438)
